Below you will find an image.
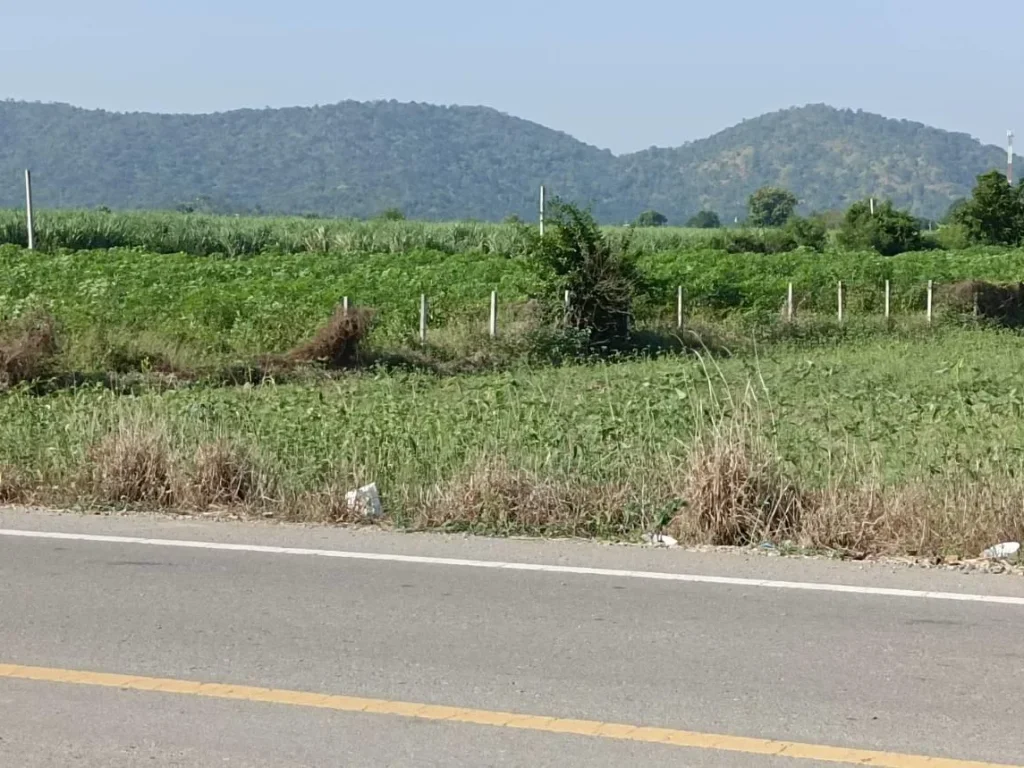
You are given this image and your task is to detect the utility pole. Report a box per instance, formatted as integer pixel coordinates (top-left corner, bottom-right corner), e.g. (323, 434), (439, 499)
(539, 185), (546, 236)
(1008, 130), (1015, 184)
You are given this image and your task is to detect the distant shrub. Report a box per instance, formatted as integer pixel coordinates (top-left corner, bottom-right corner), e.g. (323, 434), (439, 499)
(634, 210), (668, 227)
(686, 210), (721, 229)
(748, 187), (798, 227)
(375, 208), (406, 221)
(942, 280), (1024, 327)
(784, 216), (828, 251)
(838, 199), (923, 256)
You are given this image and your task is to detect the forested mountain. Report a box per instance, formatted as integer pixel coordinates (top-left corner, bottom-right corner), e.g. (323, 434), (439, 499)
(0, 100), (1014, 221)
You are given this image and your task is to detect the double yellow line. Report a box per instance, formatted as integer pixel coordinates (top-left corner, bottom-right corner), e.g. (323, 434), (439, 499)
(0, 663), (1015, 767)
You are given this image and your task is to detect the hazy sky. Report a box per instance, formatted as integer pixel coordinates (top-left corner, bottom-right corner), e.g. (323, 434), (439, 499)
(6, 0), (1023, 154)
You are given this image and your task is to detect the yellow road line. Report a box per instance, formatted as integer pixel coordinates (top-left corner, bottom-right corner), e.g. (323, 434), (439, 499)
(0, 662), (1016, 767)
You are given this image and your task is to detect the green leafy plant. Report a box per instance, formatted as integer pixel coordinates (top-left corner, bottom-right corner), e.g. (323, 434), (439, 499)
(530, 199), (645, 346)
(838, 199), (924, 256)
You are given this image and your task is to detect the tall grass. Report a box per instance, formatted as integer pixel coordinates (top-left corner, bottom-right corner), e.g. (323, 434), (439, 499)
(0, 209), (722, 257)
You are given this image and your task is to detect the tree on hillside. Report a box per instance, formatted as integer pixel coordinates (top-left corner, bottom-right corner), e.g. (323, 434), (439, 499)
(951, 171), (1024, 246)
(748, 187), (798, 227)
(838, 199), (923, 255)
(633, 210), (668, 227)
(686, 210), (721, 229)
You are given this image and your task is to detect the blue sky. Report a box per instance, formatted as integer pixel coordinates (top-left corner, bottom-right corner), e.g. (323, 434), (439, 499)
(6, 0), (1023, 153)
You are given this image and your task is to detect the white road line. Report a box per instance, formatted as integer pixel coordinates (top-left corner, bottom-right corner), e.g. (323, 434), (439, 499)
(1, 527), (1022, 606)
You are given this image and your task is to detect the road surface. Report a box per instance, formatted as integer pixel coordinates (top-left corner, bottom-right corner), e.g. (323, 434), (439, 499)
(0, 508), (1021, 767)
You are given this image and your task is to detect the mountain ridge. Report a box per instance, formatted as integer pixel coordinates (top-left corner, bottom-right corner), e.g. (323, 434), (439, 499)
(0, 99), (1013, 221)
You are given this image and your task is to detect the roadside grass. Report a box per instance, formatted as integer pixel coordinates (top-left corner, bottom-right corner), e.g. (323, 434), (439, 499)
(1, 326), (1023, 558)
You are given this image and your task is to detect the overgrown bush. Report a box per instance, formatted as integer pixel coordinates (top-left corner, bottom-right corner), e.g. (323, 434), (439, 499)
(942, 280), (1024, 327)
(784, 216), (828, 251)
(530, 199), (645, 346)
(838, 199), (923, 255)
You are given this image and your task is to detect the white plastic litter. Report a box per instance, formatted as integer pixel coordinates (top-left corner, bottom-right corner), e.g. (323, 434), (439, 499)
(345, 483), (383, 519)
(641, 532), (679, 548)
(981, 541), (1020, 560)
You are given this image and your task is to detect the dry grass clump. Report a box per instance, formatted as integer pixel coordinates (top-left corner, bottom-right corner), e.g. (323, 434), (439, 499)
(944, 280), (1024, 326)
(87, 425), (172, 505)
(287, 306), (373, 368)
(175, 440), (271, 508)
(0, 465), (31, 504)
(415, 459), (639, 537)
(0, 311), (58, 385)
(803, 478), (1024, 558)
(671, 419), (805, 546)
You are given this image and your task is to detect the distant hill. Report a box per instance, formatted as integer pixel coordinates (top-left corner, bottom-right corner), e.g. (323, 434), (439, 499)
(0, 100), (1015, 221)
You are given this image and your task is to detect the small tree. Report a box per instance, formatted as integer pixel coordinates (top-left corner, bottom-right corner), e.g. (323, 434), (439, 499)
(784, 216), (828, 251)
(748, 187), (798, 227)
(952, 171), (1024, 246)
(633, 210), (668, 227)
(530, 199), (644, 346)
(375, 207), (405, 221)
(838, 199), (923, 255)
(686, 210), (721, 229)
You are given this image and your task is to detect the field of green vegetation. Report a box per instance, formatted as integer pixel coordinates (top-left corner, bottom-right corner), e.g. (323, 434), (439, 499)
(1, 214), (1023, 560)
(1, 330), (1022, 557)
(0, 243), (1022, 374)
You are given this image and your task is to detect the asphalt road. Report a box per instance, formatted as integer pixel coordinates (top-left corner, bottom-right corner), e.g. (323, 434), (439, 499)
(0, 508), (1022, 767)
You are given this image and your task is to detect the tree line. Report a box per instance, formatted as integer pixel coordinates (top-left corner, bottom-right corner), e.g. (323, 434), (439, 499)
(632, 171), (1024, 255)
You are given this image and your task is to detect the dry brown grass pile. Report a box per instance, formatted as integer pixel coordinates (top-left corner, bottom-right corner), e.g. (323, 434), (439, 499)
(670, 420), (805, 546)
(175, 440), (271, 508)
(87, 425), (172, 505)
(415, 459), (638, 537)
(803, 478), (1024, 558)
(287, 306), (373, 368)
(944, 280), (1024, 326)
(0, 311), (58, 385)
(0, 465), (30, 504)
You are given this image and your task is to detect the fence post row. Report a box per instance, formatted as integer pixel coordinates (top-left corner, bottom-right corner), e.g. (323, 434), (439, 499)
(361, 279), (955, 341)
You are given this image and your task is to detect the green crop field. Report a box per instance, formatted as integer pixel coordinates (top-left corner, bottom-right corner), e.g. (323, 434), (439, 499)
(2, 244), (1024, 368)
(1, 225), (1023, 559)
